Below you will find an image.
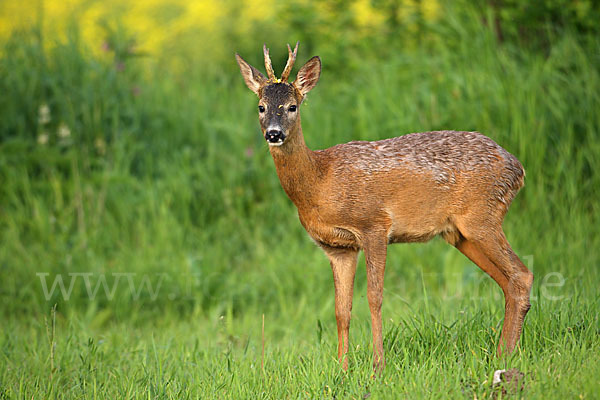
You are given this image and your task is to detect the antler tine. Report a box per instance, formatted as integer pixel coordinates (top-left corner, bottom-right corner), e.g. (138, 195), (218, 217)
(280, 41), (299, 82)
(263, 44), (276, 81)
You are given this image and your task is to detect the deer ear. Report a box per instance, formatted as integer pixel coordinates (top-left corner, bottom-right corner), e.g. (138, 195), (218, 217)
(294, 56), (321, 97)
(236, 54), (266, 95)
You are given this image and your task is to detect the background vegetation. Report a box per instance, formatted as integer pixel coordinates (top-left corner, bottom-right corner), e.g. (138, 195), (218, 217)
(1, 0), (599, 398)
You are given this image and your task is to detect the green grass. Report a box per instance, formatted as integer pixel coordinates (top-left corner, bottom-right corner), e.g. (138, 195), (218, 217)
(1, 296), (599, 399)
(1, 4), (599, 399)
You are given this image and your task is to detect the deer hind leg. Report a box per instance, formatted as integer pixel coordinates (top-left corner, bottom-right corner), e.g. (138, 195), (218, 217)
(451, 226), (533, 356)
(363, 235), (388, 373)
(323, 246), (358, 371)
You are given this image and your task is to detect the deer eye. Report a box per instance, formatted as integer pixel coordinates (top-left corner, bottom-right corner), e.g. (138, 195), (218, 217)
(288, 105), (297, 112)
(258, 105), (265, 113)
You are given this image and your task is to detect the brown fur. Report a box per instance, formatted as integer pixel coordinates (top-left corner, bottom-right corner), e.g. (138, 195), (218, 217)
(236, 44), (533, 372)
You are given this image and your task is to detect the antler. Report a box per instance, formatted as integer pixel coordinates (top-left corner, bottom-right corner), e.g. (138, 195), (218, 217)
(280, 41), (299, 82)
(263, 44), (277, 81)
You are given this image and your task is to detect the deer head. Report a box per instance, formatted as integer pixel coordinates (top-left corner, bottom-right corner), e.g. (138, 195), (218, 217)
(236, 43), (321, 147)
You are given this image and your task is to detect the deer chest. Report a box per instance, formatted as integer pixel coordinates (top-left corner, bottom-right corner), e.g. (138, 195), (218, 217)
(297, 210), (360, 250)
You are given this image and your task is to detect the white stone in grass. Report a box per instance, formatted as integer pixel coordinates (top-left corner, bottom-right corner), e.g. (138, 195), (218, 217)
(492, 369), (506, 386)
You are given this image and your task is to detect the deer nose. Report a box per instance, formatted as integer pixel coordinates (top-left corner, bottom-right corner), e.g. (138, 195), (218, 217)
(265, 129), (285, 144)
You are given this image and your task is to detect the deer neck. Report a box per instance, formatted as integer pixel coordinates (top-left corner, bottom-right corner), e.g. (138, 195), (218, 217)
(269, 123), (320, 207)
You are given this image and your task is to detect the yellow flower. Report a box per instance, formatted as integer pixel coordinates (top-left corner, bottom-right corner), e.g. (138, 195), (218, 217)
(94, 137), (106, 155)
(38, 104), (51, 125)
(58, 123), (71, 138)
(37, 131), (49, 145)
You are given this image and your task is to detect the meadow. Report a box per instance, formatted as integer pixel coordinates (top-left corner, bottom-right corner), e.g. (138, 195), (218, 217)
(0, 1), (599, 398)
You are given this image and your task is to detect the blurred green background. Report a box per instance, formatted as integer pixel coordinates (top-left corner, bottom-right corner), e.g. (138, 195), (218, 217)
(1, 0), (599, 398)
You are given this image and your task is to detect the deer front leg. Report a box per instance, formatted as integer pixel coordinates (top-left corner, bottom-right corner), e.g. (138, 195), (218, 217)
(363, 236), (388, 373)
(323, 246), (358, 371)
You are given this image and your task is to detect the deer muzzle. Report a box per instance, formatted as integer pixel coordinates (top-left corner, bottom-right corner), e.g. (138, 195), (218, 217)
(265, 129), (285, 145)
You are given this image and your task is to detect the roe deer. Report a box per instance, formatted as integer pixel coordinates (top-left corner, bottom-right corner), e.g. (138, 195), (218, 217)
(236, 43), (533, 371)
